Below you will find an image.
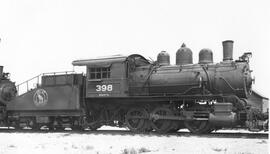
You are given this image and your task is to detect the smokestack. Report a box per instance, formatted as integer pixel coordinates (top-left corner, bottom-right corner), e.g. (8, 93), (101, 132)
(222, 40), (234, 61)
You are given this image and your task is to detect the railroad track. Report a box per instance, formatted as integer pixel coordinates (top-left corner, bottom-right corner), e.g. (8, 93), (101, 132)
(0, 128), (268, 139)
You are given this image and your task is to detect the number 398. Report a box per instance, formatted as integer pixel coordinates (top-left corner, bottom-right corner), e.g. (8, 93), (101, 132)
(96, 84), (113, 92)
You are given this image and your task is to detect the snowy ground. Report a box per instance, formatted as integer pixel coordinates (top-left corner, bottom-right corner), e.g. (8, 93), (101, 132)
(0, 127), (268, 154)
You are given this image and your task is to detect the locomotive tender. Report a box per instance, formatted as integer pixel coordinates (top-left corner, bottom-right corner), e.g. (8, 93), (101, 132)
(1, 40), (268, 133)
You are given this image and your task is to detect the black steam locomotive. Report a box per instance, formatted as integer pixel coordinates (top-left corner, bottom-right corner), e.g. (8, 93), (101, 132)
(0, 66), (17, 126)
(0, 40), (268, 133)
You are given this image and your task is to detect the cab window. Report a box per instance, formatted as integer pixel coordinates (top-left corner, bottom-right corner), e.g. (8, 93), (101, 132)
(89, 67), (111, 79)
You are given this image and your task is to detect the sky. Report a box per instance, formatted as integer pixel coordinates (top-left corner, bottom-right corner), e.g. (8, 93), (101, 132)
(0, 0), (269, 97)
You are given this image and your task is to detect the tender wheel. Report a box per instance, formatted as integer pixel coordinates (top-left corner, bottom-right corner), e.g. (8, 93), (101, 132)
(31, 124), (41, 131)
(151, 107), (173, 133)
(71, 125), (84, 131)
(30, 119), (40, 130)
(54, 126), (65, 131)
(184, 120), (212, 134)
(125, 108), (148, 132)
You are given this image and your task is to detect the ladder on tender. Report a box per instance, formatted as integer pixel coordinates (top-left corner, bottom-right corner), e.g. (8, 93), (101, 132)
(16, 71), (75, 96)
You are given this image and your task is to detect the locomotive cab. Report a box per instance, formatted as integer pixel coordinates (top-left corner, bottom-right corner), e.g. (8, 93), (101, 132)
(73, 55), (128, 97)
(72, 54), (152, 97)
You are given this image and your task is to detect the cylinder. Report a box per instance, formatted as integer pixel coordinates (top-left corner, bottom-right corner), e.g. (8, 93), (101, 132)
(176, 43), (193, 65)
(222, 40), (234, 61)
(209, 112), (237, 127)
(157, 51), (170, 66)
(199, 48), (213, 64)
(209, 103), (237, 127)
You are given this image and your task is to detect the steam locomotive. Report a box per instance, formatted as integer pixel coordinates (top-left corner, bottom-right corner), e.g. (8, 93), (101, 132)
(0, 40), (268, 133)
(0, 66), (17, 126)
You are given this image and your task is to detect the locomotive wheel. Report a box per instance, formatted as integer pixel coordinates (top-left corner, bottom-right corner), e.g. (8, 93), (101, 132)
(169, 122), (184, 133)
(143, 121), (153, 132)
(184, 120), (212, 134)
(151, 107), (173, 133)
(125, 108), (148, 132)
(89, 124), (101, 131)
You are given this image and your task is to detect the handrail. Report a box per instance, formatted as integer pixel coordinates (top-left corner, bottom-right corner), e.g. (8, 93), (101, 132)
(41, 71), (75, 76)
(16, 73), (43, 87)
(16, 71), (76, 96)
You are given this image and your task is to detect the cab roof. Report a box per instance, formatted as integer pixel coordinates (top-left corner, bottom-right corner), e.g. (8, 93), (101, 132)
(72, 54), (150, 67)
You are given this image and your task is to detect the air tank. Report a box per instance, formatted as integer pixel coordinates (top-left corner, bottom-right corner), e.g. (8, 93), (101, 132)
(176, 43), (193, 65)
(199, 48), (213, 64)
(222, 40), (234, 61)
(157, 51), (170, 66)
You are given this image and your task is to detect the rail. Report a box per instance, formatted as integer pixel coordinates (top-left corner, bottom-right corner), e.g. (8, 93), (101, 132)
(16, 71), (75, 96)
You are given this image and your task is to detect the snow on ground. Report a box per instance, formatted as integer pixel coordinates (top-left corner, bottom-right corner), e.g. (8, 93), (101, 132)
(0, 127), (268, 154)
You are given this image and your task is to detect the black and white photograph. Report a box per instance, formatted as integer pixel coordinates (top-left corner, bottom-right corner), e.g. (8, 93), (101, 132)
(0, 0), (269, 153)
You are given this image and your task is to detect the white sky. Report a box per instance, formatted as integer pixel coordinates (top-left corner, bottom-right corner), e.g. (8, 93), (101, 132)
(0, 0), (269, 97)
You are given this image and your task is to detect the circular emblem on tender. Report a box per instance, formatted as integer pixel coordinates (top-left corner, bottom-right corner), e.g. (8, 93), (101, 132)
(33, 89), (48, 106)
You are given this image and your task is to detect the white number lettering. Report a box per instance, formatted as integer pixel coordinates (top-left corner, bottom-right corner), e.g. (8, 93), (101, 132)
(96, 84), (113, 92)
(107, 85), (113, 91)
(101, 85), (107, 91)
(96, 85), (101, 91)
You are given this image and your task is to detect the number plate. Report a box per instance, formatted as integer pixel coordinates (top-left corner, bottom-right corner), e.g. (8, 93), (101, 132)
(87, 82), (122, 97)
(96, 84), (113, 92)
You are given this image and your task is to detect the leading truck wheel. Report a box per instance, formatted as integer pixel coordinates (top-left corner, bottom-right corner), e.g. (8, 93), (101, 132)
(125, 108), (148, 132)
(184, 120), (213, 134)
